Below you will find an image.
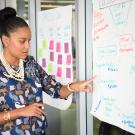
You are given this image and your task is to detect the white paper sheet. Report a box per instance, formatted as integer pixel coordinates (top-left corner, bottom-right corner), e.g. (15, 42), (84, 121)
(91, 0), (135, 134)
(37, 5), (73, 110)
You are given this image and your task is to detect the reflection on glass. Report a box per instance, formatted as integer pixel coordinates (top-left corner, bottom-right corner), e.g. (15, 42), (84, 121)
(93, 117), (101, 135)
(17, 0), (28, 21)
(41, 0), (75, 10)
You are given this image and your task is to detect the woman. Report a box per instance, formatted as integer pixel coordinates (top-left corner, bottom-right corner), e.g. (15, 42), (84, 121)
(0, 7), (94, 135)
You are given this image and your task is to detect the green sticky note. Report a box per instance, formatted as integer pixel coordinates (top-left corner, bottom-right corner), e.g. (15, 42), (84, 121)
(42, 39), (47, 49)
(48, 63), (53, 73)
(38, 48), (42, 58)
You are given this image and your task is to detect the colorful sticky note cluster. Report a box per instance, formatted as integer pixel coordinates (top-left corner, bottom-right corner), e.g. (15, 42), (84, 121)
(40, 39), (72, 80)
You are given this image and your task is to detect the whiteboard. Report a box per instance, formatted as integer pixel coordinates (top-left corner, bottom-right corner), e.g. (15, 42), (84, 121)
(91, 0), (135, 134)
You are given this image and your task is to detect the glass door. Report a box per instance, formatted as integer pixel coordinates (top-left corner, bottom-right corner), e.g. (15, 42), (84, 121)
(39, 1), (77, 135)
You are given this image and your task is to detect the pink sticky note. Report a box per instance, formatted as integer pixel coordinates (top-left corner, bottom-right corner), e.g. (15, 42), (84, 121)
(42, 58), (46, 68)
(57, 54), (62, 64)
(49, 40), (54, 50)
(56, 42), (61, 52)
(57, 67), (62, 77)
(66, 68), (71, 78)
(64, 42), (69, 53)
(66, 55), (72, 65)
(50, 52), (54, 61)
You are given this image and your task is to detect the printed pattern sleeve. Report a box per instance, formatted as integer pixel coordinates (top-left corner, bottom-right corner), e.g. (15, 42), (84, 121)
(0, 66), (8, 112)
(31, 57), (63, 98)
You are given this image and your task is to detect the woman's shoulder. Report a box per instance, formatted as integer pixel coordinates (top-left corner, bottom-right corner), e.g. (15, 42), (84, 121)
(24, 55), (36, 62)
(24, 55), (37, 67)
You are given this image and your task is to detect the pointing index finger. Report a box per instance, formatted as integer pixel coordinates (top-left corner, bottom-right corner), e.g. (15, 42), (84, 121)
(88, 75), (96, 83)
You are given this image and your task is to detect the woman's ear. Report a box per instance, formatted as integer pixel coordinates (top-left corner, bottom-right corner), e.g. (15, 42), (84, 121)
(1, 35), (9, 48)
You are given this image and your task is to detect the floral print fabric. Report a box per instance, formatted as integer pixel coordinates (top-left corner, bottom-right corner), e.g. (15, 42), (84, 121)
(0, 56), (62, 135)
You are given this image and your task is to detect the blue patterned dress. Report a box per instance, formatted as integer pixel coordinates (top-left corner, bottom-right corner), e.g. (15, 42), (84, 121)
(0, 56), (62, 135)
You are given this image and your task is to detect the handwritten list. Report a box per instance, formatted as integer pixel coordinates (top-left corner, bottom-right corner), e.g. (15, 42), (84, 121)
(98, 0), (133, 8)
(91, 0), (135, 134)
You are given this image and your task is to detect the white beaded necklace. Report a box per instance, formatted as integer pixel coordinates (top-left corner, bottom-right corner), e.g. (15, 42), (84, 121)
(0, 52), (24, 81)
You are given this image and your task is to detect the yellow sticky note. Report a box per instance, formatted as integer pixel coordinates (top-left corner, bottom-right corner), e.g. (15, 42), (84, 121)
(48, 63), (53, 73)
(42, 39), (47, 49)
(38, 48), (42, 58)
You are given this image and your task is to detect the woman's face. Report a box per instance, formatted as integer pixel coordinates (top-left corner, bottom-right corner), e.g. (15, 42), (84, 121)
(3, 26), (31, 60)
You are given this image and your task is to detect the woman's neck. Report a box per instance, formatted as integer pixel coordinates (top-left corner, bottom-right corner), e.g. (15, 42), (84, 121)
(3, 50), (19, 66)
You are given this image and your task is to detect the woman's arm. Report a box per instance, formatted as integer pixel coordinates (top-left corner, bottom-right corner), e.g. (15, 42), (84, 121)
(0, 103), (46, 124)
(0, 109), (21, 124)
(33, 57), (95, 98)
(59, 78), (94, 98)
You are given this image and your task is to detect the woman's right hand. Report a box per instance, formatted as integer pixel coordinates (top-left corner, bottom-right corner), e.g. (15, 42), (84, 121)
(19, 103), (47, 118)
